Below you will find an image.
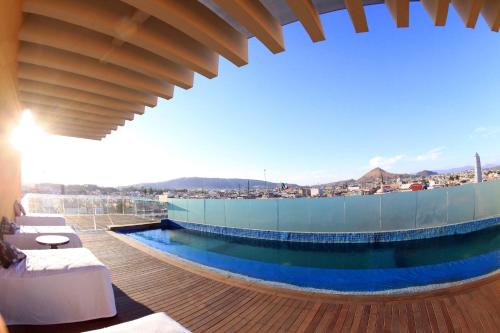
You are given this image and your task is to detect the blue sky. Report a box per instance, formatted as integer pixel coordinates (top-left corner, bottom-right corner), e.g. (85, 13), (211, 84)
(20, 3), (500, 186)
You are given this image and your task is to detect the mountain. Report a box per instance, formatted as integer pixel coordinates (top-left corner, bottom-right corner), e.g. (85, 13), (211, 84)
(320, 179), (356, 187)
(358, 168), (407, 183)
(415, 170), (438, 177)
(134, 177), (298, 190)
(434, 166), (473, 174)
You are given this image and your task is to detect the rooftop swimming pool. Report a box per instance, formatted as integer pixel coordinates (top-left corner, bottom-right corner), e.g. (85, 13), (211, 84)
(124, 224), (500, 293)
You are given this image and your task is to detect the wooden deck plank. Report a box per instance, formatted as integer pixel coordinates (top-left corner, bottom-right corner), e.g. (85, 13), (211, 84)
(7, 230), (500, 333)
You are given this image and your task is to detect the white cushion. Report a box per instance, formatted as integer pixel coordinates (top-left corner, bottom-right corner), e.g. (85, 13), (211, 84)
(0, 248), (116, 325)
(3, 225), (82, 249)
(15, 214), (66, 226)
(84, 313), (191, 333)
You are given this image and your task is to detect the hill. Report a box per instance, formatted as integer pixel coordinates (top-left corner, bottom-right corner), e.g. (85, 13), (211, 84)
(416, 170), (438, 177)
(358, 168), (407, 183)
(320, 179), (356, 187)
(134, 177), (297, 190)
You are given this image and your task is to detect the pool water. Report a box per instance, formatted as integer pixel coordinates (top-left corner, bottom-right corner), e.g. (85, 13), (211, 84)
(125, 225), (500, 293)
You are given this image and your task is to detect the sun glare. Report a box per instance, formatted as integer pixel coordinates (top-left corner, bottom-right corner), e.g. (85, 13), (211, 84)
(9, 110), (46, 152)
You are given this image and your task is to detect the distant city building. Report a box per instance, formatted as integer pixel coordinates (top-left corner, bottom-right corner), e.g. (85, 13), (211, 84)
(158, 194), (169, 202)
(310, 188), (323, 197)
(299, 187), (311, 197)
(475, 152), (483, 183)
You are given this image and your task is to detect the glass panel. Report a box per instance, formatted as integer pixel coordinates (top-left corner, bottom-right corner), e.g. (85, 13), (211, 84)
(63, 197), (79, 215)
(380, 191), (416, 230)
(187, 199), (205, 224)
(93, 198), (105, 215)
(205, 199), (226, 227)
(345, 195), (380, 231)
(447, 184), (475, 224)
(278, 198), (310, 232)
(308, 197), (346, 232)
(167, 199), (188, 222)
(225, 199), (278, 230)
(78, 197), (93, 215)
(416, 188), (447, 227)
(107, 198), (123, 215)
(474, 181), (500, 219)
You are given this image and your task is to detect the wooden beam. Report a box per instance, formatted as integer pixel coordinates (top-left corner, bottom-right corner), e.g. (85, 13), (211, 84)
(19, 79), (145, 114)
(482, 0), (500, 31)
(43, 123), (111, 135)
(36, 115), (118, 131)
(122, 0), (248, 67)
(45, 127), (106, 140)
(385, 0), (410, 27)
(286, 0), (325, 42)
(452, 0), (483, 28)
(0, 0), (23, 220)
(24, 103), (126, 126)
(18, 63), (157, 107)
(344, 0), (369, 32)
(19, 15), (193, 89)
(22, 0), (219, 79)
(20, 92), (136, 120)
(18, 43), (174, 99)
(421, 0), (450, 26)
(44, 124), (111, 138)
(214, 0), (284, 53)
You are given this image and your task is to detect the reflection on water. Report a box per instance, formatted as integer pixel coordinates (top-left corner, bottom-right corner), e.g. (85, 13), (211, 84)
(130, 224), (500, 269)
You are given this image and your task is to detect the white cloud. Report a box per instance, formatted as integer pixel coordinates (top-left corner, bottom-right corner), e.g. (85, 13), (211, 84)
(470, 127), (500, 139)
(366, 147), (446, 171)
(416, 146), (445, 161)
(368, 154), (405, 170)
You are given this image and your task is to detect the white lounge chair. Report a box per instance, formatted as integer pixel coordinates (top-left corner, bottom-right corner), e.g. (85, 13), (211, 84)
(84, 313), (191, 333)
(3, 225), (82, 250)
(0, 247), (116, 325)
(15, 213), (66, 226)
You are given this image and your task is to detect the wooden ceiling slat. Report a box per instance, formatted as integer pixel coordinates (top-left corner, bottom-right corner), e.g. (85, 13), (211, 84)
(46, 130), (105, 140)
(121, 0), (248, 67)
(482, 0), (500, 31)
(344, 0), (369, 32)
(452, 0), (483, 28)
(43, 122), (111, 134)
(18, 63), (157, 107)
(421, 0), (450, 26)
(19, 79), (144, 114)
(19, 15), (193, 89)
(385, 0), (410, 27)
(214, 0), (284, 53)
(286, 0), (325, 42)
(22, 0), (219, 79)
(36, 115), (118, 131)
(24, 103), (126, 125)
(18, 43), (173, 99)
(45, 127), (107, 140)
(20, 92), (135, 120)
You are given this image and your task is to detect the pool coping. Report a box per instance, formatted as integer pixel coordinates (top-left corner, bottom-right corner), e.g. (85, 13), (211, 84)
(162, 215), (500, 243)
(108, 230), (500, 298)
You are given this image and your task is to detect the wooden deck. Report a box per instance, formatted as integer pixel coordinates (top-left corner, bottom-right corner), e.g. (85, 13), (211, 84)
(9, 230), (500, 333)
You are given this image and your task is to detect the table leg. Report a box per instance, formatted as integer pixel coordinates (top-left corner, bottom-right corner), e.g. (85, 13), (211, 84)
(50, 245), (58, 249)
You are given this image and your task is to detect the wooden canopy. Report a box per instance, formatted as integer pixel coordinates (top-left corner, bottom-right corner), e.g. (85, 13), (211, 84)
(6, 0), (500, 140)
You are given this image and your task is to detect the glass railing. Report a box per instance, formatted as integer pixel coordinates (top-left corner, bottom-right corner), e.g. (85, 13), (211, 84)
(23, 193), (168, 218)
(167, 181), (500, 232)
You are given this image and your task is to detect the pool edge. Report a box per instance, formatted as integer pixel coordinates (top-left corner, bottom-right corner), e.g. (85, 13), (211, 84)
(161, 216), (500, 243)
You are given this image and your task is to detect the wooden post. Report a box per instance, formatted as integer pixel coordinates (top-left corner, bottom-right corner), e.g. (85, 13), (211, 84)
(0, 1), (23, 219)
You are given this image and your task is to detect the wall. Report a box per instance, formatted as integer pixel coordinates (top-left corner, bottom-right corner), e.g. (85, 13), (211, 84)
(0, 0), (23, 219)
(167, 181), (500, 233)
